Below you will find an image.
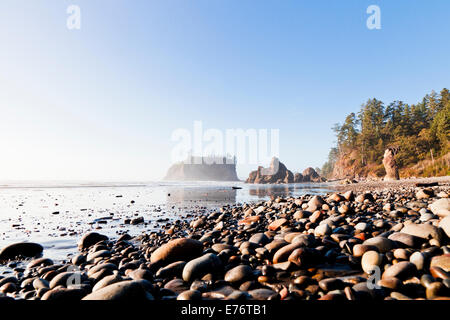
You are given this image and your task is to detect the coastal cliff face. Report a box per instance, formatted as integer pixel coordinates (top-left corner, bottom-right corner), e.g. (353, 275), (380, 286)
(246, 157), (325, 184)
(330, 151), (386, 181)
(164, 156), (239, 181)
(330, 150), (449, 181)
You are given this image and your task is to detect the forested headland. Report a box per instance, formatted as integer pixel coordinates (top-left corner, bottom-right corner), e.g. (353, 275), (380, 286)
(322, 88), (450, 180)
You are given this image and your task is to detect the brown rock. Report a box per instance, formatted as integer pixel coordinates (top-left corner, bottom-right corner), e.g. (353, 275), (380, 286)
(78, 232), (108, 250)
(150, 238), (203, 268)
(82, 280), (154, 300)
(363, 237), (394, 253)
(0, 242), (43, 261)
(352, 244), (377, 257)
(429, 198), (450, 217)
(382, 261), (417, 280)
(430, 255), (450, 272)
(182, 253), (222, 282)
(382, 147), (399, 181)
(439, 215), (450, 238)
(307, 196), (325, 212)
(378, 277), (402, 291)
(268, 218), (288, 231)
(264, 240), (288, 254)
(273, 242), (303, 264)
(401, 223), (444, 243)
(41, 287), (87, 301)
(343, 190), (354, 201)
(238, 216), (261, 225)
(328, 193), (345, 202)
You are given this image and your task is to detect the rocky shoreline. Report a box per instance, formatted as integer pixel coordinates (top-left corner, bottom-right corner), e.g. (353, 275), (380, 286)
(333, 176), (450, 193)
(0, 182), (449, 300)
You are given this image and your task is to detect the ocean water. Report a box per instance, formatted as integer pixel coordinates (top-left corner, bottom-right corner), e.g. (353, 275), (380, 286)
(0, 181), (334, 262)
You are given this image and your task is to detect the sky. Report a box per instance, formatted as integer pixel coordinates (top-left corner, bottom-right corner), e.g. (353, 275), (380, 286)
(0, 0), (449, 181)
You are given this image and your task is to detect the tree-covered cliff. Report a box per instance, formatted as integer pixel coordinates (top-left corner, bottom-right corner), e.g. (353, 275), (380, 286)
(322, 88), (450, 179)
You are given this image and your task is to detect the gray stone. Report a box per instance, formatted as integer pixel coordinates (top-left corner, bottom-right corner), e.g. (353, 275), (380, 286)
(416, 188), (434, 199)
(361, 251), (383, 274)
(419, 213), (435, 222)
(439, 215), (450, 238)
(182, 253), (222, 282)
(78, 233), (108, 250)
(87, 263), (117, 277)
(249, 233), (269, 245)
(318, 278), (345, 291)
(50, 271), (86, 289)
(307, 196), (325, 212)
(71, 254), (86, 266)
(86, 250), (111, 263)
(226, 290), (251, 300)
(248, 288), (277, 300)
(127, 268), (153, 282)
(355, 222), (368, 231)
(211, 243), (235, 253)
(314, 223), (332, 237)
(150, 238), (203, 268)
(32, 278), (49, 290)
(82, 280), (154, 300)
(224, 265), (253, 283)
(92, 272), (123, 292)
(0, 242), (43, 261)
(409, 252), (426, 271)
(0, 277), (18, 287)
(27, 257), (53, 269)
(155, 261), (187, 278)
(41, 287), (87, 301)
(164, 278), (189, 294)
(429, 198), (450, 217)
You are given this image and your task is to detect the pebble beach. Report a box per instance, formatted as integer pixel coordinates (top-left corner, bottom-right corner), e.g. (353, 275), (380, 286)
(0, 178), (449, 300)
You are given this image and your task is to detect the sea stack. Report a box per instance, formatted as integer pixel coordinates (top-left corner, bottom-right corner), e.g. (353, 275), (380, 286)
(164, 155), (239, 181)
(246, 157), (293, 184)
(246, 158), (325, 184)
(383, 147), (400, 181)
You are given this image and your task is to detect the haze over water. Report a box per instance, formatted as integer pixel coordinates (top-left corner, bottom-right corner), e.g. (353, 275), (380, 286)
(0, 181), (333, 262)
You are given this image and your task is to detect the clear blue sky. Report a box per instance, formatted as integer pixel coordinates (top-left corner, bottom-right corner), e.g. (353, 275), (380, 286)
(0, 0), (449, 181)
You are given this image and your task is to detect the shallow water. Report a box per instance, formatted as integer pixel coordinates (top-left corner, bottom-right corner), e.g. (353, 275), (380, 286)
(0, 181), (333, 263)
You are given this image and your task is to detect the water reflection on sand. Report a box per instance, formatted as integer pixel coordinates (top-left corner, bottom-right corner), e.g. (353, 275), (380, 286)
(247, 183), (330, 199)
(0, 181), (333, 261)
